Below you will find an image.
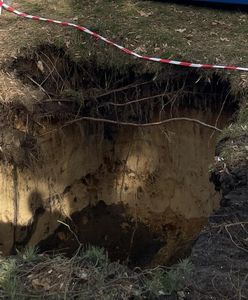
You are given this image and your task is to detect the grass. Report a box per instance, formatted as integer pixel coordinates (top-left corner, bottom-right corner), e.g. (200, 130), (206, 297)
(1, 0), (248, 101)
(80, 245), (109, 267)
(1, 0), (248, 85)
(213, 100), (248, 167)
(216, 128), (248, 167)
(19, 245), (39, 261)
(0, 246), (193, 299)
(1, 0), (248, 167)
(144, 258), (193, 297)
(0, 259), (19, 300)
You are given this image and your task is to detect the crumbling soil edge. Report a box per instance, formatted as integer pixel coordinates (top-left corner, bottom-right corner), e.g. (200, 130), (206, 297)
(190, 154), (248, 299)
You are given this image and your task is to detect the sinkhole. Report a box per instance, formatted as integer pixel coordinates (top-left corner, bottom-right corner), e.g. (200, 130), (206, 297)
(0, 45), (237, 266)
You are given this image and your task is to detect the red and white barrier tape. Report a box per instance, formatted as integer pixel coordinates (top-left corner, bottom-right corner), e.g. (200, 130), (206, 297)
(1, 1), (248, 72)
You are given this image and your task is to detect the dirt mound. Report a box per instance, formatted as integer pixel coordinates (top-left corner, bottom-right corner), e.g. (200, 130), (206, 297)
(190, 161), (248, 299)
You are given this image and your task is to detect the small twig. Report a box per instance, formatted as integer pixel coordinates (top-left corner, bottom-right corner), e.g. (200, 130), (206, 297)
(57, 220), (81, 248)
(226, 222), (248, 228)
(39, 51), (65, 92)
(225, 225), (248, 253)
(238, 273), (248, 300)
(26, 75), (51, 99)
(126, 216), (138, 265)
(119, 135), (133, 201)
(208, 90), (230, 144)
(212, 221), (248, 229)
(170, 79), (187, 117)
(215, 91), (230, 128)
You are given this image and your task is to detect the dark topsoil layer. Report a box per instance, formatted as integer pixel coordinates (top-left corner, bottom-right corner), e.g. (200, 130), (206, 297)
(189, 160), (248, 299)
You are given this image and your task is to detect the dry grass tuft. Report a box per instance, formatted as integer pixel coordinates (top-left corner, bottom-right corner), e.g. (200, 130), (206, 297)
(0, 71), (43, 105)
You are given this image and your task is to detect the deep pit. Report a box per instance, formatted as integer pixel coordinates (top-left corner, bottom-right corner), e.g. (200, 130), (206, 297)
(0, 46), (237, 265)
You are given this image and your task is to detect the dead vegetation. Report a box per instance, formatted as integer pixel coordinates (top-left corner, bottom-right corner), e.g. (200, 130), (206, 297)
(0, 245), (193, 299)
(0, 71), (42, 105)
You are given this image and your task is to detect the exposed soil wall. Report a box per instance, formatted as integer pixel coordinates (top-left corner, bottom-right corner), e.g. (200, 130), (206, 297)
(0, 107), (228, 265)
(0, 45), (238, 265)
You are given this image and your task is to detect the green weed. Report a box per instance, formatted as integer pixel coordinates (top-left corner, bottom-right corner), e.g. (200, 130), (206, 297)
(0, 259), (19, 299)
(144, 258), (192, 297)
(21, 246), (39, 262)
(80, 245), (109, 267)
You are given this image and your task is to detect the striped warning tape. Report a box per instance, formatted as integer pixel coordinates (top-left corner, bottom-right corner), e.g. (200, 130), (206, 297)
(1, 1), (248, 72)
